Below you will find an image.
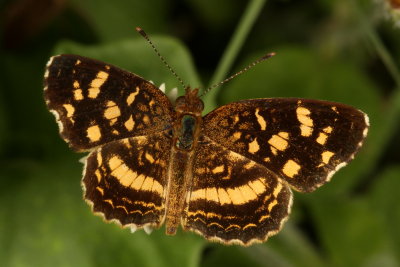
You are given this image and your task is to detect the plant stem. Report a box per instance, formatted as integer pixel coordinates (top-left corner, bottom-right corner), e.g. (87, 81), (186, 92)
(357, 7), (400, 86)
(354, 0), (400, 172)
(203, 0), (267, 112)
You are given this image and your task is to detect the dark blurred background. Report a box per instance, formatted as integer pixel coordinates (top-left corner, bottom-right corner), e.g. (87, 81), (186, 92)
(1, 0), (400, 266)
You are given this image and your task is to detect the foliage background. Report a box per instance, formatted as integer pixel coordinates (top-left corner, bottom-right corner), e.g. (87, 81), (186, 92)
(1, 0), (400, 266)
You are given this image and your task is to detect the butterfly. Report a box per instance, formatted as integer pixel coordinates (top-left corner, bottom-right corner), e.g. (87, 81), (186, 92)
(44, 52), (368, 246)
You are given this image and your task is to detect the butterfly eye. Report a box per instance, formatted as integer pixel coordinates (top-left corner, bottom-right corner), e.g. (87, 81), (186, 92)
(174, 96), (186, 107)
(196, 99), (204, 111)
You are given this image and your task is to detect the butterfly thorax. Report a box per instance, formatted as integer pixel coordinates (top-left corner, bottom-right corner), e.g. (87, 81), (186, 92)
(173, 88), (204, 150)
(165, 87), (204, 235)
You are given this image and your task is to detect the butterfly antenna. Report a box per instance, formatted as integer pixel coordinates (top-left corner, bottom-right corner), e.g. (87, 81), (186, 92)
(200, 52), (276, 97)
(136, 27), (186, 89)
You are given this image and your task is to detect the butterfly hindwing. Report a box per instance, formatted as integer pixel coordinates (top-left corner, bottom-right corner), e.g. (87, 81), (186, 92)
(183, 138), (292, 245)
(44, 54), (174, 151)
(83, 130), (172, 229)
(202, 98), (369, 192)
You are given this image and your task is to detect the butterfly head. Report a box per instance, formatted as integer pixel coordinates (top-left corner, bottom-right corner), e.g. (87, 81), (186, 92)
(174, 87), (204, 115)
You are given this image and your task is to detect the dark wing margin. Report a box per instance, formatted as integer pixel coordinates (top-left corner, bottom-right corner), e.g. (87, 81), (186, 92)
(183, 139), (292, 246)
(82, 131), (172, 231)
(202, 98), (369, 192)
(44, 54), (174, 151)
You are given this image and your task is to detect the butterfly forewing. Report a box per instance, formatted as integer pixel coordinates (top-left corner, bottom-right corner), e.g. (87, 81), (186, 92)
(44, 54), (174, 151)
(83, 131), (171, 229)
(202, 98), (369, 192)
(183, 138), (292, 245)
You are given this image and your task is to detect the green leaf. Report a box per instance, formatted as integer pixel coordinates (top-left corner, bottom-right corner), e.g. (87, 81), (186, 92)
(70, 0), (170, 42)
(220, 45), (380, 106)
(260, 223), (326, 267)
(200, 245), (262, 267)
(0, 159), (92, 267)
(308, 196), (393, 267)
(200, 223), (326, 267)
(369, 165), (400, 265)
